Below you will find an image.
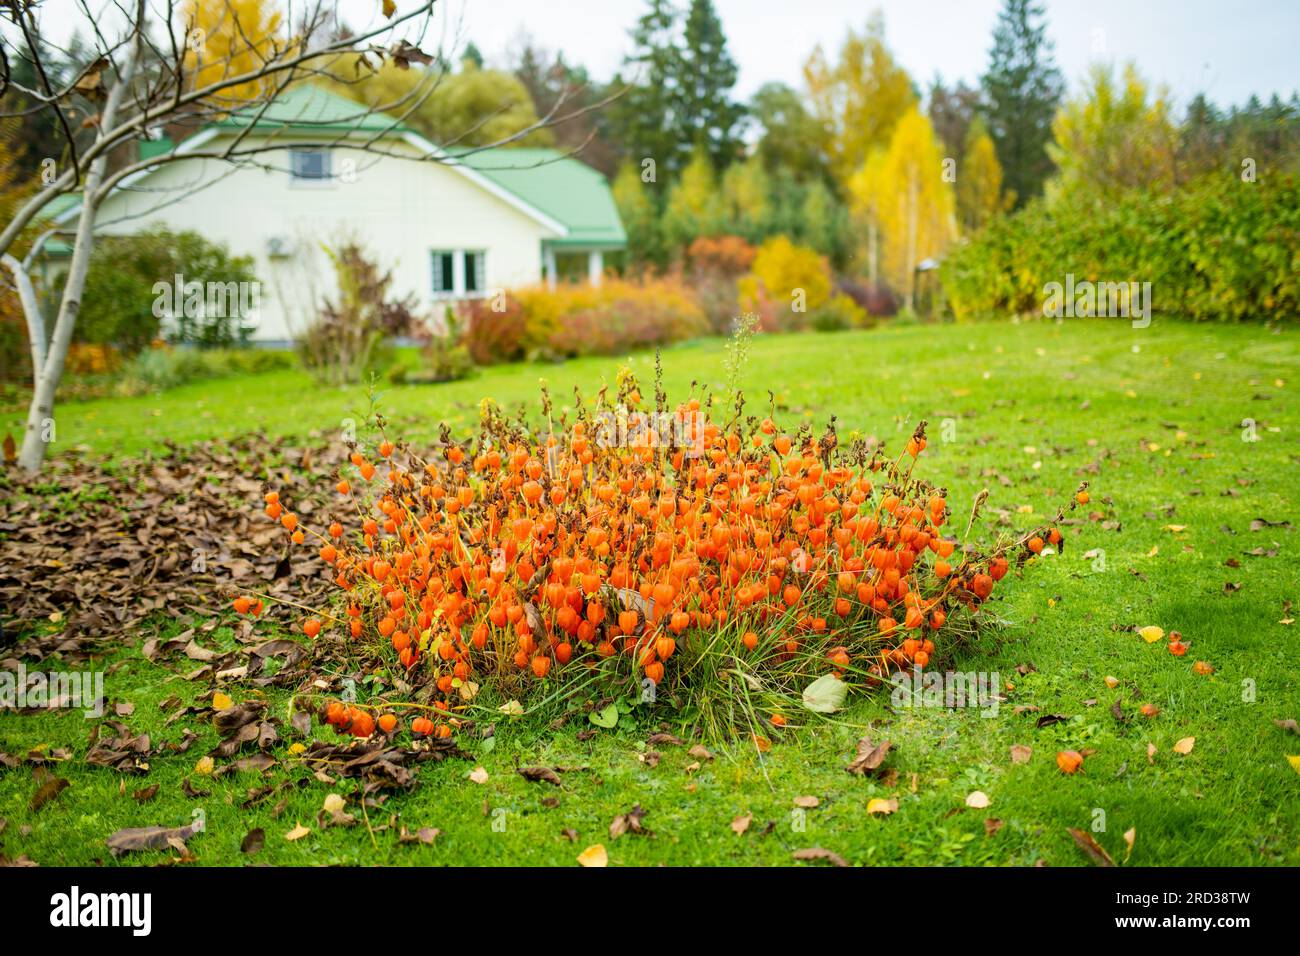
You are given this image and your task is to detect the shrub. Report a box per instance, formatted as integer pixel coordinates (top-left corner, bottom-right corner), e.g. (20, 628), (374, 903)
(942, 173), (1300, 322)
(240, 367), (1071, 738)
(78, 228), (259, 353)
(835, 276), (899, 319)
(298, 242), (419, 385)
(687, 235), (757, 276)
(465, 277), (708, 363)
(808, 293), (869, 331)
(688, 236), (756, 335)
(112, 346), (294, 396)
(460, 296), (528, 365)
(394, 307), (475, 384)
(0, 287), (31, 385)
(737, 235), (833, 331)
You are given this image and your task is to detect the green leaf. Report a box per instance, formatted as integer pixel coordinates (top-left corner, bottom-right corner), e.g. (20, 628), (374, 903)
(590, 704), (619, 728)
(801, 674), (848, 714)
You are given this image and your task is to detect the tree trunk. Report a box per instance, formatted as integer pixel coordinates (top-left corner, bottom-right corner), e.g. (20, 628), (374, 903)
(2, 253), (46, 377)
(18, 38), (140, 475)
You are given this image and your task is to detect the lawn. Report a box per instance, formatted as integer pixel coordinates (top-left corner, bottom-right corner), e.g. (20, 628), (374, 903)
(2, 317), (1297, 867)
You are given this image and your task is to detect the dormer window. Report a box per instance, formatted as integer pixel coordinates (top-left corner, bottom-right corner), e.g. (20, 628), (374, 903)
(289, 149), (332, 183)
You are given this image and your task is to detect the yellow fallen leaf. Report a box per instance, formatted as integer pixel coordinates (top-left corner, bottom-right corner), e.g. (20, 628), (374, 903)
(1173, 736), (1196, 755)
(1286, 756), (1300, 775)
(212, 691), (233, 711)
(323, 794), (346, 813)
(577, 844), (608, 867)
(1164, 524), (1187, 533)
(288, 742), (306, 755)
(1146, 545), (1159, 557)
(1104, 675), (1119, 688)
(866, 797), (897, 815)
(1146, 742), (1157, 764)
(1138, 625), (1164, 643)
(965, 790), (991, 809)
(285, 823), (311, 841)
(194, 755), (214, 775)
(793, 795), (820, 808)
(468, 766), (489, 784)
(1123, 827), (1136, 861)
(731, 814), (752, 835)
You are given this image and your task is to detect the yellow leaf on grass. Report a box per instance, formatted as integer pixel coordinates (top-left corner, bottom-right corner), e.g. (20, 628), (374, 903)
(1173, 736), (1196, 755)
(1104, 675), (1120, 688)
(1286, 756), (1300, 775)
(212, 691), (233, 711)
(288, 742), (306, 755)
(323, 794), (346, 813)
(1138, 626), (1164, 643)
(285, 823), (311, 841)
(866, 798), (897, 815)
(577, 844), (608, 867)
(965, 790), (991, 809)
(1123, 827), (1136, 862)
(194, 756), (214, 775)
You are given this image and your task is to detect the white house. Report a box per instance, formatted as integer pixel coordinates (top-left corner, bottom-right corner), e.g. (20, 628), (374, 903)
(52, 85), (626, 344)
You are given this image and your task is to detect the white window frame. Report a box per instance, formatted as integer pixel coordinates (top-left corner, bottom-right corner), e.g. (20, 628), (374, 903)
(431, 248), (487, 298)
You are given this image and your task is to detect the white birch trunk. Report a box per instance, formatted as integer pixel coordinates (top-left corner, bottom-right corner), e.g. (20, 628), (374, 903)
(18, 38), (140, 475)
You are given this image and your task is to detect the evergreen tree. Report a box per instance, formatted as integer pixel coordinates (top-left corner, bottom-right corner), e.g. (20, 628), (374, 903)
(607, 0), (682, 175)
(676, 0), (744, 169)
(980, 0), (1064, 206)
(750, 82), (832, 187)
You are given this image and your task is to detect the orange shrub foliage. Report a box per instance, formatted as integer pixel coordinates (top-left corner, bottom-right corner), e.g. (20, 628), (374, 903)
(461, 277), (708, 364)
(688, 235), (757, 276)
(239, 375), (1074, 739)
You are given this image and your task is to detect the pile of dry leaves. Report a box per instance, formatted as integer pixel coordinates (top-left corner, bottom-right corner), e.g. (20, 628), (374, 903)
(0, 434), (344, 662)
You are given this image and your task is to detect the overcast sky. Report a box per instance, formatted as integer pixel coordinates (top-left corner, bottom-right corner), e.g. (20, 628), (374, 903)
(27, 0), (1300, 111)
(452, 0), (1300, 110)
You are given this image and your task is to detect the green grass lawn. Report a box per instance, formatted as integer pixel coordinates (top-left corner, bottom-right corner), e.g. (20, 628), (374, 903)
(2, 317), (1298, 866)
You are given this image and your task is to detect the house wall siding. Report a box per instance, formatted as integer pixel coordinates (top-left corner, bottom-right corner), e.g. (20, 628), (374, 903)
(92, 136), (554, 342)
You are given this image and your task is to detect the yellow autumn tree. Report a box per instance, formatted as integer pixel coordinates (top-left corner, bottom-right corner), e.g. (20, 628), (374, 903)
(737, 235), (832, 321)
(957, 118), (1007, 234)
(847, 147), (888, 283)
(803, 11), (916, 189)
(720, 156), (772, 242)
(661, 145), (724, 252)
(1046, 63), (1179, 206)
(850, 107), (955, 307)
(185, 0), (284, 105)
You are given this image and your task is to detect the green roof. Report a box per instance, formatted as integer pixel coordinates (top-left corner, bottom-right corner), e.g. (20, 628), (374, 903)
(453, 147), (626, 248)
(213, 84), (410, 134)
(52, 86), (624, 251)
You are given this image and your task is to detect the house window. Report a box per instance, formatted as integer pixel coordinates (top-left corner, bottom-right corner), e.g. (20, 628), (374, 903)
(431, 249), (487, 297)
(289, 149), (331, 182)
(464, 251), (485, 294)
(432, 251), (455, 294)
